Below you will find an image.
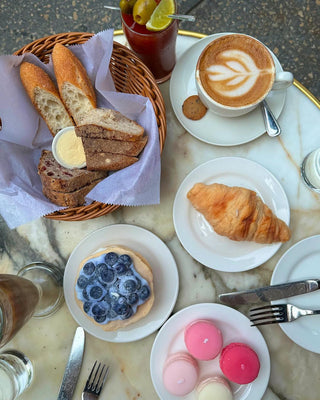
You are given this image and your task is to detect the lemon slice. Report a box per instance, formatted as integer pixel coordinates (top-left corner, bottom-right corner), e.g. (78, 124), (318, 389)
(146, 0), (175, 31)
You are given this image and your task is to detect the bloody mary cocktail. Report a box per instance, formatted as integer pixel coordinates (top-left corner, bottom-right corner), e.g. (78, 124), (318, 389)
(122, 11), (178, 83)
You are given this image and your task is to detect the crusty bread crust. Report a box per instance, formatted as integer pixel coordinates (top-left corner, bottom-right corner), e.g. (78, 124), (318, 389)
(42, 178), (103, 207)
(85, 151), (138, 171)
(38, 150), (107, 192)
(82, 136), (148, 156)
(76, 108), (144, 141)
(52, 43), (96, 124)
(75, 245), (154, 331)
(20, 62), (74, 136)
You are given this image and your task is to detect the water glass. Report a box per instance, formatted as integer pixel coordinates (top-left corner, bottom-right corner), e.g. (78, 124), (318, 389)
(301, 147), (320, 193)
(0, 350), (33, 400)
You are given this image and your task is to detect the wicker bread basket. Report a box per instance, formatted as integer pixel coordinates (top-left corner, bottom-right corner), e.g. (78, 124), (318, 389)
(14, 32), (166, 221)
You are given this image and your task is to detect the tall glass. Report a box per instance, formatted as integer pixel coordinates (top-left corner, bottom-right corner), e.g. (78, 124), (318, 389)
(122, 12), (178, 83)
(0, 350), (33, 400)
(0, 262), (64, 348)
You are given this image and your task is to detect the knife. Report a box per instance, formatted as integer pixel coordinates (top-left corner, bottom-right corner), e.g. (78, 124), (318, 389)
(219, 279), (320, 305)
(57, 326), (85, 400)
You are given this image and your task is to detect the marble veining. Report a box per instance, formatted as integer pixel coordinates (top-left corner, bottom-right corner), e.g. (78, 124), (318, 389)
(0, 35), (319, 400)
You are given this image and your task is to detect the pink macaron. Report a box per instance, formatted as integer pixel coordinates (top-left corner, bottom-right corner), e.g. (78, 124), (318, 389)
(184, 319), (223, 360)
(163, 352), (199, 396)
(219, 342), (260, 384)
(197, 376), (233, 400)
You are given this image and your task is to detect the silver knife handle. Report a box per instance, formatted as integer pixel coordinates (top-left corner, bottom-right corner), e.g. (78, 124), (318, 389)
(57, 327), (85, 400)
(256, 279), (319, 301)
(219, 279), (320, 305)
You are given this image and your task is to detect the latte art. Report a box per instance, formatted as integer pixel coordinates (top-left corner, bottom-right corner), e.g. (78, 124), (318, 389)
(197, 35), (275, 108)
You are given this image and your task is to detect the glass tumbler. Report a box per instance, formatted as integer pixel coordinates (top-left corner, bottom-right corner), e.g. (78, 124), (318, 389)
(121, 11), (178, 84)
(301, 147), (320, 193)
(0, 350), (33, 400)
(0, 262), (64, 348)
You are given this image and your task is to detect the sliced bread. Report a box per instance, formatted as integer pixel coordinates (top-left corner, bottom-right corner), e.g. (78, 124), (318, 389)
(38, 150), (107, 193)
(75, 108), (144, 141)
(84, 151), (138, 171)
(52, 43), (97, 125)
(42, 179), (102, 207)
(20, 62), (74, 136)
(81, 136), (148, 156)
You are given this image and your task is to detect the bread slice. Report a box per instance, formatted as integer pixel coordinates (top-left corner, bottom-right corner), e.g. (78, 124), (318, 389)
(52, 43), (96, 125)
(81, 136), (148, 156)
(42, 179), (103, 207)
(85, 151), (138, 171)
(75, 108), (144, 141)
(20, 62), (74, 136)
(38, 150), (107, 192)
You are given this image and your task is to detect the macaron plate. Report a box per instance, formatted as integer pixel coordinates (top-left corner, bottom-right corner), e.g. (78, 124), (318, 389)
(150, 303), (270, 400)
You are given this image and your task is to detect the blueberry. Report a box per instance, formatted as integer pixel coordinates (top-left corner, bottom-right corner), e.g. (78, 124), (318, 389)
(77, 276), (88, 289)
(135, 278), (142, 290)
(105, 252), (119, 266)
(120, 305), (133, 320)
(106, 309), (118, 319)
(139, 285), (150, 301)
(119, 278), (137, 295)
(89, 285), (104, 300)
(98, 265), (116, 285)
(125, 268), (134, 276)
(94, 314), (107, 323)
(83, 262), (95, 277)
(97, 300), (110, 313)
(112, 296), (129, 316)
(92, 304), (107, 317)
(82, 288), (90, 301)
(119, 254), (132, 266)
(127, 293), (139, 305)
(115, 262), (128, 275)
(107, 288), (120, 303)
(83, 301), (91, 314)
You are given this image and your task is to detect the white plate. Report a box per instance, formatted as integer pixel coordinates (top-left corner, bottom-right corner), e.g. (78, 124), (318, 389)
(173, 157), (290, 272)
(170, 33), (286, 146)
(271, 235), (320, 353)
(64, 224), (179, 343)
(150, 303), (270, 400)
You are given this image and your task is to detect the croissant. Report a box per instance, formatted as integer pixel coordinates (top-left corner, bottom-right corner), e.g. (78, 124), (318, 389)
(187, 183), (291, 244)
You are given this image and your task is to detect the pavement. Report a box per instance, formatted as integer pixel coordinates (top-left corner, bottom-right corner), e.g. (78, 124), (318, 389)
(0, 0), (319, 98)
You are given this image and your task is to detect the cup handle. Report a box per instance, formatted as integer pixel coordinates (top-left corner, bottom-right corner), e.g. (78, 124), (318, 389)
(272, 71), (294, 90)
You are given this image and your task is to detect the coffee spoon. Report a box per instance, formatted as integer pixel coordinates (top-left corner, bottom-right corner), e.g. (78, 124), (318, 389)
(260, 99), (281, 137)
(103, 5), (196, 21)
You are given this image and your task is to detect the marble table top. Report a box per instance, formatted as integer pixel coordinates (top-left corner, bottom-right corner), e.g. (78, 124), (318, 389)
(1, 33), (320, 400)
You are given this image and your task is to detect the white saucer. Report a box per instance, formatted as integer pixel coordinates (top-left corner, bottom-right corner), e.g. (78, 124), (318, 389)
(173, 157), (290, 272)
(170, 33), (287, 146)
(271, 235), (320, 353)
(150, 303), (270, 400)
(64, 224), (179, 343)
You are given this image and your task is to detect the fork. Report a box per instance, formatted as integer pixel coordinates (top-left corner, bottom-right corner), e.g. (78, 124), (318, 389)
(82, 361), (109, 399)
(249, 303), (320, 326)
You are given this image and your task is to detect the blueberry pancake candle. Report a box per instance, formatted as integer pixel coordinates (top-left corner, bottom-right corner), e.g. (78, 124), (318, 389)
(75, 245), (154, 331)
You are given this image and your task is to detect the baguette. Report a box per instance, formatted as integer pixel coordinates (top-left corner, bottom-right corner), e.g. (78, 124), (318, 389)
(75, 108), (144, 141)
(84, 151), (138, 171)
(81, 136), (148, 156)
(52, 43), (96, 124)
(42, 179), (103, 207)
(20, 62), (74, 136)
(38, 150), (107, 193)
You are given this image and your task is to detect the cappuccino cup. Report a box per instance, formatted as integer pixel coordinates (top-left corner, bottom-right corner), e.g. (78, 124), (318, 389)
(195, 33), (293, 117)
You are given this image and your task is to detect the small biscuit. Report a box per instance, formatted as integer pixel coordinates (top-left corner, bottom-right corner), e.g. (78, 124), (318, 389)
(182, 95), (208, 120)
